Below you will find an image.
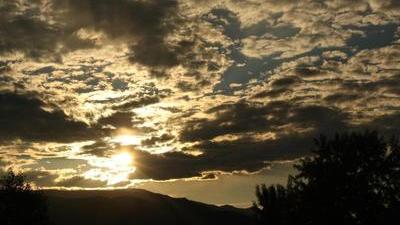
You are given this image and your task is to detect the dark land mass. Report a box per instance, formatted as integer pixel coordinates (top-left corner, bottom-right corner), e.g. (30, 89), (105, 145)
(44, 189), (256, 225)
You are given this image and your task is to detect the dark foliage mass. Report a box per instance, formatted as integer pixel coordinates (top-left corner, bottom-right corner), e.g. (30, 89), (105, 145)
(254, 131), (400, 225)
(0, 170), (49, 225)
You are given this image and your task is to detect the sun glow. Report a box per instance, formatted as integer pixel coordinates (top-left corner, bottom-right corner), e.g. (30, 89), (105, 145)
(110, 128), (144, 146)
(112, 134), (142, 146)
(111, 152), (132, 166)
(84, 152), (135, 185)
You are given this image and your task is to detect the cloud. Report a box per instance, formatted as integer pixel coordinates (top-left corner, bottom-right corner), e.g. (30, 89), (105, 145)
(0, 158), (7, 168)
(0, 0), (94, 61)
(180, 101), (270, 142)
(141, 134), (175, 147)
(129, 133), (311, 180)
(97, 111), (135, 128)
(24, 170), (59, 187)
(111, 95), (160, 111)
(0, 91), (106, 143)
(125, 101), (350, 180)
(1, 0), (400, 187)
(55, 176), (107, 188)
(53, 0), (185, 68)
(180, 101), (349, 142)
(79, 141), (111, 157)
(365, 113), (400, 136)
(125, 101), (400, 181)
(129, 147), (269, 180)
(33, 157), (89, 170)
(0, 0), (196, 69)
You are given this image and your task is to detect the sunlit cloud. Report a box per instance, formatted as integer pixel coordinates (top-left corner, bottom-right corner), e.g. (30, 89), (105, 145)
(111, 135), (143, 146)
(84, 152), (135, 185)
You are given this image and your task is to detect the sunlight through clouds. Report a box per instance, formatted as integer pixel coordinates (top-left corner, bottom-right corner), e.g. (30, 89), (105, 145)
(1, 1), (400, 207)
(84, 152), (135, 185)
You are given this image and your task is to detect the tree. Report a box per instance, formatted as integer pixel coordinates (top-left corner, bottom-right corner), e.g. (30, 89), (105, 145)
(254, 131), (400, 225)
(254, 184), (292, 225)
(0, 169), (49, 225)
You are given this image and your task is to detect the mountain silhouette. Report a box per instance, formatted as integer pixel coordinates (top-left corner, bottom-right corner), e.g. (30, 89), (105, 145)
(45, 189), (256, 225)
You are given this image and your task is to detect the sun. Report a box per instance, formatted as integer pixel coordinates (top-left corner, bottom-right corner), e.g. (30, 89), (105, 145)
(111, 152), (132, 166)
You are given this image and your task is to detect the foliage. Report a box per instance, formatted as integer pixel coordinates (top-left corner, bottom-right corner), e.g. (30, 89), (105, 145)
(0, 169), (49, 225)
(254, 131), (400, 225)
(254, 184), (292, 225)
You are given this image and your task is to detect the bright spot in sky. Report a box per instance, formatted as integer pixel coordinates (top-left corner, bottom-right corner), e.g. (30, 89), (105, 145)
(111, 152), (133, 166)
(112, 134), (142, 146)
(84, 152), (135, 185)
(110, 128), (144, 146)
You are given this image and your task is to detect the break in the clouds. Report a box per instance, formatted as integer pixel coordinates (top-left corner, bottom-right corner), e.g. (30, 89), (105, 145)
(0, 0), (400, 190)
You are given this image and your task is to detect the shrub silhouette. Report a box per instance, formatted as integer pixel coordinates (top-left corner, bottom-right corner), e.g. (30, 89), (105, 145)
(255, 131), (400, 225)
(0, 169), (49, 225)
(254, 184), (292, 225)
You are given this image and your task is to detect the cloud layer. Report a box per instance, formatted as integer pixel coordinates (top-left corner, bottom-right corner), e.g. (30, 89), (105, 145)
(0, 0), (400, 189)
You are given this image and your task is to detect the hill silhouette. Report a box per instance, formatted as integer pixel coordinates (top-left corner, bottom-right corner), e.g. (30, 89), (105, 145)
(45, 189), (256, 225)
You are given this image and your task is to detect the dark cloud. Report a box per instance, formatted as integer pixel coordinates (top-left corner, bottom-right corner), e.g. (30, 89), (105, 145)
(136, 101), (346, 179)
(294, 65), (321, 77)
(324, 93), (361, 103)
(112, 95), (160, 111)
(180, 101), (272, 142)
(200, 173), (217, 180)
(181, 101), (349, 142)
(0, 92), (106, 143)
(270, 76), (301, 88)
(129, 133), (311, 180)
(0, 1), (55, 58)
(98, 111), (135, 128)
(251, 88), (291, 99)
(176, 81), (198, 92)
(0, 60), (17, 74)
(24, 170), (59, 187)
(0, 0), (191, 68)
(56, 176), (107, 188)
(79, 141), (111, 157)
(29, 66), (56, 76)
(0, 159), (7, 168)
(287, 105), (349, 133)
(124, 102), (351, 180)
(129, 148), (267, 180)
(365, 113), (400, 136)
(0, 0), (94, 61)
(341, 74), (400, 92)
(141, 133), (175, 146)
(126, 104), (400, 181)
(130, 150), (203, 180)
(53, 0), (186, 68)
(109, 83), (171, 111)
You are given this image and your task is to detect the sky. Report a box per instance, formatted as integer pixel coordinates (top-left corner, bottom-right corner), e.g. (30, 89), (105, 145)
(0, 0), (400, 207)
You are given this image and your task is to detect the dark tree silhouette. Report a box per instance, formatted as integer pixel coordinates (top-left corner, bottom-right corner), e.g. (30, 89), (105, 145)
(255, 131), (400, 225)
(0, 169), (49, 225)
(254, 184), (292, 225)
